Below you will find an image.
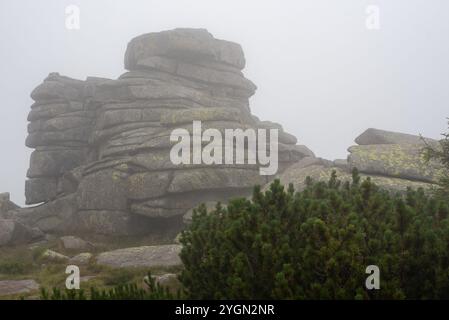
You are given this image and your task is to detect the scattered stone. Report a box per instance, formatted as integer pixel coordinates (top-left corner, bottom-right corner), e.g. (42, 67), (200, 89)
(152, 273), (180, 287)
(60, 236), (93, 251)
(0, 280), (39, 297)
(69, 252), (93, 265)
(42, 249), (69, 262)
(96, 245), (182, 268)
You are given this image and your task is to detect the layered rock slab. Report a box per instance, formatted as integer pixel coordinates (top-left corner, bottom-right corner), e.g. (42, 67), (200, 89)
(268, 129), (439, 194)
(18, 28), (308, 237)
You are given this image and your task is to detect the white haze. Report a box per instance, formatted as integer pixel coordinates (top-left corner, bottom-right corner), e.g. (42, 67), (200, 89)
(0, 0), (448, 205)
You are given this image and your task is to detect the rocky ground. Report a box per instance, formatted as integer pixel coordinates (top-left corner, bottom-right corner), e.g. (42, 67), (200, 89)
(0, 234), (182, 299)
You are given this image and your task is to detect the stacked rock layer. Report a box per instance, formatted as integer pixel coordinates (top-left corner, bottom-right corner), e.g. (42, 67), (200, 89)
(22, 29), (313, 236)
(274, 128), (441, 193)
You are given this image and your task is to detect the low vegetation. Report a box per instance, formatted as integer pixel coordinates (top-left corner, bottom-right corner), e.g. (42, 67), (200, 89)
(40, 272), (179, 300)
(423, 118), (449, 198)
(179, 169), (449, 299)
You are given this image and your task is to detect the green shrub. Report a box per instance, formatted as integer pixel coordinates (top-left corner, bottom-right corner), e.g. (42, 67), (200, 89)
(179, 169), (449, 299)
(423, 118), (449, 198)
(40, 272), (179, 300)
(102, 268), (137, 286)
(0, 262), (31, 275)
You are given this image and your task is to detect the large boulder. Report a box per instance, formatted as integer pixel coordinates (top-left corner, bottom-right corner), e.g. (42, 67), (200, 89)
(96, 244), (182, 268)
(0, 219), (43, 247)
(14, 194), (78, 233)
(124, 28), (246, 71)
(355, 128), (437, 146)
(69, 252), (93, 265)
(348, 144), (443, 183)
(42, 249), (69, 262)
(59, 235), (93, 251)
(25, 177), (58, 204)
(0, 280), (39, 297)
(268, 127), (441, 196)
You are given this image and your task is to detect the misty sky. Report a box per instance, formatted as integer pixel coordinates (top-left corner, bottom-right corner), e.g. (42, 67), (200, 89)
(1, 0), (448, 205)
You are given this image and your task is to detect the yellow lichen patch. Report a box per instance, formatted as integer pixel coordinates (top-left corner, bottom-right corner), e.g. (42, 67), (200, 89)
(276, 164), (435, 194)
(348, 144), (443, 183)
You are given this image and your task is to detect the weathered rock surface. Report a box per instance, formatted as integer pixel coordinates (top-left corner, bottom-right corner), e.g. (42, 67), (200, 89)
(183, 201), (222, 224)
(13, 195), (78, 234)
(0, 219), (43, 247)
(0, 193), (19, 218)
(69, 252), (93, 265)
(18, 28), (306, 237)
(268, 129), (439, 194)
(0, 280), (39, 297)
(42, 249), (69, 262)
(12, 30), (437, 244)
(59, 236), (93, 251)
(273, 165), (433, 194)
(124, 28), (246, 71)
(96, 245), (182, 268)
(348, 144), (443, 183)
(355, 128), (437, 146)
(152, 273), (180, 287)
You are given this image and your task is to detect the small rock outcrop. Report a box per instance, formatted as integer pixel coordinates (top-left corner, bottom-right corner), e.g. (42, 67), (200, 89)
(273, 129), (440, 193)
(42, 249), (69, 262)
(69, 252), (93, 265)
(348, 129), (442, 183)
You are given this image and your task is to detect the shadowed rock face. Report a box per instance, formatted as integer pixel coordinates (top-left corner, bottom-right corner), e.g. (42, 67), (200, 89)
(21, 28), (312, 237)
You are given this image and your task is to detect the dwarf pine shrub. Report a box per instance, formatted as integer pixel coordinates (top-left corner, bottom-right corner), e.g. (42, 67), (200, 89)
(179, 169), (449, 299)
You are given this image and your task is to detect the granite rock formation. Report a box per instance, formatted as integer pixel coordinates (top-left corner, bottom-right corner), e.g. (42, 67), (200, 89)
(274, 128), (440, 193)
(0, 30), (441, 246)
(17, 29), (311, 238)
